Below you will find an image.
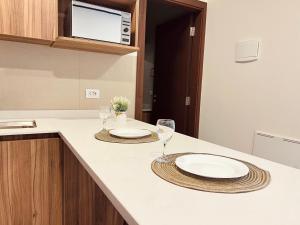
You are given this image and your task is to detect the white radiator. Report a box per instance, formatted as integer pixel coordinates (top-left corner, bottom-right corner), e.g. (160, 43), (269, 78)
(252, 131), (300, 169)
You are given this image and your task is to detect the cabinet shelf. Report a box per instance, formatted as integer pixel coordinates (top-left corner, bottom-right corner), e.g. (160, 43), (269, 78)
(51, 37), (139, 55)
(57, 0), (139, 55)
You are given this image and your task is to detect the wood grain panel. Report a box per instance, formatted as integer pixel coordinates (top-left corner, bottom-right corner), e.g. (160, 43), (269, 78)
(142, 111), (152, 123)
(5, 140), (33, 225)
(186, 8), (207, 137)
(0, 0), (57, 43)
(33, 139), (63, 225)
(1, 136), (125, 225)
(94, 186), (125, 225)
(0, 133), (59, 142)
(64, 143), (97, 225)
(63, 143), (80, 225)
(52, 37), (139, 55)
(164, 0), (206, 9)
(63, 143), (125, 225)
(0, 138), (63, 225)
(134, 0), (147, 120)
(0, 143), (12, 225)
(78, 165), (96, 225)
(100, 0), (136, 6)
(130, 0), (139, 46)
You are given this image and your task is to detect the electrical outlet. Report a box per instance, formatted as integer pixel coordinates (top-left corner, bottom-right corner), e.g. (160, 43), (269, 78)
(85, 89), (100, 99)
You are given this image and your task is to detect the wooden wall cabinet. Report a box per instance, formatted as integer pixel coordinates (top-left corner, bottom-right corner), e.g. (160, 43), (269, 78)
(0, 0), (139, 54)
(0, 0), (58, 44)
(0, 135), (126, 225)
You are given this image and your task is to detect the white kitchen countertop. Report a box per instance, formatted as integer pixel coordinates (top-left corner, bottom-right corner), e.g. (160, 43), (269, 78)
(0, 116), (299, 225)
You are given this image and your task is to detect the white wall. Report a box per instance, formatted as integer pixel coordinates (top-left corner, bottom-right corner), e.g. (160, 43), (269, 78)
(200, 0), (300, 153)
(0, 41), (136, 117)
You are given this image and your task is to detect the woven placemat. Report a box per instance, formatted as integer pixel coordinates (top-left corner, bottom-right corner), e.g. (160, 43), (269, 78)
(151, 153), (271, 193)
(95, 129), (159, 144)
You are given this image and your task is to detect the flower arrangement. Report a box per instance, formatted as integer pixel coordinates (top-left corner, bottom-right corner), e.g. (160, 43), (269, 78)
(111, 96), (129, 115)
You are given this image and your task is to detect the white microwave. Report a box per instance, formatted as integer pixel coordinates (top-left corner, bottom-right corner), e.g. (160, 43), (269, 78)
(68, 1), (131, 45)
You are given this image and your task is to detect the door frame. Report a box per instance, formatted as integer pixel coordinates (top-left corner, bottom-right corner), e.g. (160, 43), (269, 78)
(135, 0), (207, 137)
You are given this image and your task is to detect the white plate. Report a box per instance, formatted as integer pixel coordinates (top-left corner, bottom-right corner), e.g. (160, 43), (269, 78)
(109, 128), (152, 139)
(175, 154), (249, 179)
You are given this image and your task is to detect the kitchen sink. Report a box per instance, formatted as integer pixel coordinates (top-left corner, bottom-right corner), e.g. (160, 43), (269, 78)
(0, 120), (37, 129)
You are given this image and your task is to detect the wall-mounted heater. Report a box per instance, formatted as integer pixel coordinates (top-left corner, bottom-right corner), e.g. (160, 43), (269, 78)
(253, 131), (300, 169)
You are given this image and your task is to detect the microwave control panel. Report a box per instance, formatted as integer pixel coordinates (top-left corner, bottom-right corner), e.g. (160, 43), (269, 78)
(121, 12), (131, 45)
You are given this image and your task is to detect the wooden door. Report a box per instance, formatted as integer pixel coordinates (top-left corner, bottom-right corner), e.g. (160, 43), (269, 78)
(151, 13), (194, 135)
(0, 138), (63, 225)
(0, 0), (58, 43)
(63, 143), (125, 225)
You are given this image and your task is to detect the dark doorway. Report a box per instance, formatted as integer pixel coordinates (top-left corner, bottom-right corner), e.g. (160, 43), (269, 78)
(138, 0), (207, 137)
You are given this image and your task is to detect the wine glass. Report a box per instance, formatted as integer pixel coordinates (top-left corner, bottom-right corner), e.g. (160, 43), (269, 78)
(156, 119), (175, 163)
(99, 106), (112, 131)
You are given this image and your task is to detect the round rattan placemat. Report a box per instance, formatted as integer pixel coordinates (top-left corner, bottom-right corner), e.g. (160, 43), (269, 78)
(95, 129), (159, 144)
(151, 153), (271, 193)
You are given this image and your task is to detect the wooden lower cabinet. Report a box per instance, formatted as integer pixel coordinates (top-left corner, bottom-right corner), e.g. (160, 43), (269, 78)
(63, 143), (126, 225)
(0, 136), (126, 225)
(0, 138), (63, 225)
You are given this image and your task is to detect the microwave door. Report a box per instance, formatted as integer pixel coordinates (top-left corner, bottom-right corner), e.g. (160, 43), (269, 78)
(72, 5), (122, 44)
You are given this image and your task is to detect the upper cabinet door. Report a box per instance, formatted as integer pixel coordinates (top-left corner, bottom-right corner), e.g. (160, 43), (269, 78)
(0, 0), (58, 43)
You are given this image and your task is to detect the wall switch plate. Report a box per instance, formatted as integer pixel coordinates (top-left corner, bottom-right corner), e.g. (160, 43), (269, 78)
(235, 39), (261, 62)
(85, 89), (100, 99)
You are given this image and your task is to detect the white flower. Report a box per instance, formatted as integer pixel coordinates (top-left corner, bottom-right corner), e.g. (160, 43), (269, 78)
(111, 96), (130, 112)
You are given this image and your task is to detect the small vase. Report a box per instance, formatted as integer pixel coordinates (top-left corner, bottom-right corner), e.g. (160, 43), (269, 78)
(115, 111), (127, 125)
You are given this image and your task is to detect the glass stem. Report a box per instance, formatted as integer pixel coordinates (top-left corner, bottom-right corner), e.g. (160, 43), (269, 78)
(162, 143), (166, 157)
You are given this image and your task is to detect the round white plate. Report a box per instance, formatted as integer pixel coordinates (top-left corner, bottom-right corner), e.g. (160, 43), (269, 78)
(175, 154), (249, 179)
(109, 128), (152, 139)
